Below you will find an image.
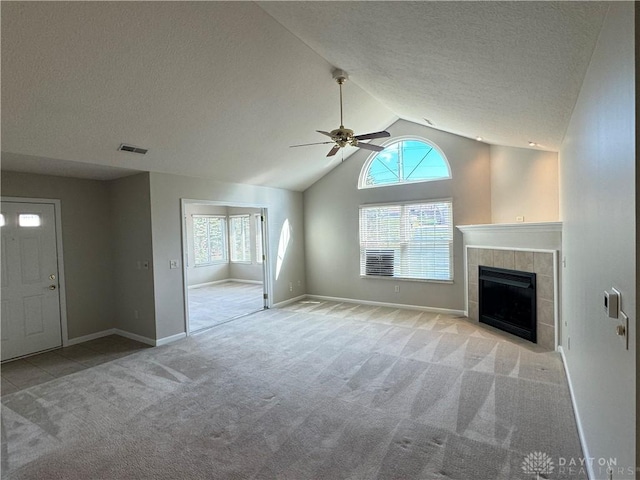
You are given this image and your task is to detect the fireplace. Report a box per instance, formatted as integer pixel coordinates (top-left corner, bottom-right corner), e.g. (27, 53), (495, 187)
(479, 266), (537, 343)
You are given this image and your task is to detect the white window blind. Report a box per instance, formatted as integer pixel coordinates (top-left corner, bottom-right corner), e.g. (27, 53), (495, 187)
(193, 215), (227, 265)
(255, 214), (263, 264)
(359, 200), (453, 281)
(229, 215), (251, 263)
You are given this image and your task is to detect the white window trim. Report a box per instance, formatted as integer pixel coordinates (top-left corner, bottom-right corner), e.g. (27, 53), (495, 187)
(358, 135), (452, 190)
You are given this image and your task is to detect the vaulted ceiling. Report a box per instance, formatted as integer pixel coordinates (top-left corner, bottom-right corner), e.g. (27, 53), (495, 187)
(1, 2), (608, 191)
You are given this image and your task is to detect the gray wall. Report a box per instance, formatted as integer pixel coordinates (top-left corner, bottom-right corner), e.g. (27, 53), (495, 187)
(1, 171), (114, 339)
(108, 173), (156, 339)
(149, 172), (305, 339)
(490, 145), (559, 223)
(303, 119), (491, 311)
(559, 3), (635, 475)
(184, 203), (229, 286)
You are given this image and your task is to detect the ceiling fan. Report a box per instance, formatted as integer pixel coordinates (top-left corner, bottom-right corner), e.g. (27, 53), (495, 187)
(291, 69), (390, 157)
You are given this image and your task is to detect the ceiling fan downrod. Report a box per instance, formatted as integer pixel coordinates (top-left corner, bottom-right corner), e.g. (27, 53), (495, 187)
(333, 69), (348, 128)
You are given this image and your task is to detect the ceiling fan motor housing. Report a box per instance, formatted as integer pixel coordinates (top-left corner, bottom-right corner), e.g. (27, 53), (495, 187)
(330, 127), (357, 147)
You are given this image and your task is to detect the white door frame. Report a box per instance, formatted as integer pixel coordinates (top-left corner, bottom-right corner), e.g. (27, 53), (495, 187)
(1, 196), (70, 347)
(180, 198), (272, 336)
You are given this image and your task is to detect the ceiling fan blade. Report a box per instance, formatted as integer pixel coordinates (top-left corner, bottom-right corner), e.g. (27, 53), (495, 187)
(290, 141), (334, 148)
(327, 145), (341, 157)
(356, 142), (385, 152)
(316, 130), (334, 138)
(354, 130), (391, 141)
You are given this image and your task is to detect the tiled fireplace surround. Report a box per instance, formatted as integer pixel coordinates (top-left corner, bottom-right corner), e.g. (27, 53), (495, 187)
(458, 222), (562, 352)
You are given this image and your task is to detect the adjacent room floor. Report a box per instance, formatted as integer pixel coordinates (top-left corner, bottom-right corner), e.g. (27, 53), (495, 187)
(1, 300), (584, 479)
(187, 281), (264, 332)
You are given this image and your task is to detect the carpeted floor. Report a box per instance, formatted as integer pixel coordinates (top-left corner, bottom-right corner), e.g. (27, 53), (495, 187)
(188, 281), (264, 332)
(1, 300), (584, 479)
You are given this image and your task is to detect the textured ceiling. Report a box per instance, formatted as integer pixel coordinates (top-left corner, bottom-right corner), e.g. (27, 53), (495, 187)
(259, 1), (608, 151)
(1, 2), (608, 191)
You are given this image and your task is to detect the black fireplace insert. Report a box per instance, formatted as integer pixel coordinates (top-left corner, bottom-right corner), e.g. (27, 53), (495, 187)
(479, 266), (536, 343)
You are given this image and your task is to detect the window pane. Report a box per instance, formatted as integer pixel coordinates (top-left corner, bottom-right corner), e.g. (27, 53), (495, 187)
(360, 139), (450, 189)
(230, 216), (251, 262)
(359, 201), (453, 281)
(193, 216), (226, 265)
(19, 214), (41, 227)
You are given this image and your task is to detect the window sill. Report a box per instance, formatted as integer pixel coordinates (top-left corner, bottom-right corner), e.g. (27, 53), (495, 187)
(359, 275), (453, 285)
(193, 261), (228, 268)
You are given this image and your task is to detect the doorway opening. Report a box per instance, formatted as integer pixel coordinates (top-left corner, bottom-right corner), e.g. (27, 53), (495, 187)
(181, 200), (270, 334)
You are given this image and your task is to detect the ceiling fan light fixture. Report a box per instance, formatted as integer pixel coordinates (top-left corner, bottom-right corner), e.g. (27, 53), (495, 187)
(289, 69), (390, 157)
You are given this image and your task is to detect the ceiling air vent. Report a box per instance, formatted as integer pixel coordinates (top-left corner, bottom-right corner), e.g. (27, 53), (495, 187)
(118, 143), (148, 155)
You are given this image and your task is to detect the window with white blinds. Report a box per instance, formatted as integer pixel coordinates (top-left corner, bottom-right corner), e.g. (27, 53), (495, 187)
(229, 215), (251, 263)
(359, 200), (453, 281)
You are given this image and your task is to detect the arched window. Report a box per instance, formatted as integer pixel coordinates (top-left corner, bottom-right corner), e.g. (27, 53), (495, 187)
(358, 138), (451, 189)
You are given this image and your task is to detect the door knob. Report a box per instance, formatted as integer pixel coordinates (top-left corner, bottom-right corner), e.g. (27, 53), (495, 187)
(49, 285), (57, 290)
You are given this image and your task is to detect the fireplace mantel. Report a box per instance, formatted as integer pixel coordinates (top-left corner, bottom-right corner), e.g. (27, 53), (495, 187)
(457, 222), (562, 252)
(457, 222), (562, 235)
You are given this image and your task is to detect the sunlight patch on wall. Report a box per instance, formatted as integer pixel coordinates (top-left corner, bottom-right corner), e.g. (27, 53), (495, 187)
(275, 219), (291, 280)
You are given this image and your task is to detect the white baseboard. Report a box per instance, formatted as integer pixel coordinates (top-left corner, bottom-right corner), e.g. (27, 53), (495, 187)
(156, 332), (187, 346)
(113, 329), (155, 347)
(66, 329), (116, 346)
(188, 279), (263, 289)
(305, 294), (465, 316)
(557, 345), (593, 480)
(272, 294), (307, 308)
(227, 278), (263, 285)
(66, 328), (184, 348)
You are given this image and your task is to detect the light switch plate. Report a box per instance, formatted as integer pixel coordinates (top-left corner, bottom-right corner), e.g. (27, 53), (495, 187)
(169, 260), (179, 269)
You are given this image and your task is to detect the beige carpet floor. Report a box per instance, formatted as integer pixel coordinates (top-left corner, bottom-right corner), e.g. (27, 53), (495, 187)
(1, 300), (584, 479)
(188, 281), (264, 332)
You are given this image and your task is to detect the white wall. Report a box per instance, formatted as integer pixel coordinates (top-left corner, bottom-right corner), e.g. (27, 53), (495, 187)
(560, 3), (635, 477)
(303, 119), (491, 311)
(490, 145), (559, 223)
(149, 172), (305, 339)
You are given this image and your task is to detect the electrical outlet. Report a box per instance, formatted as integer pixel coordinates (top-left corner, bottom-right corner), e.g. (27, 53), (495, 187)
(169, 260), (179, 269)
(289, 282), (293, 292)
(134, 309), (139, 319)
(516, 215), (524, 222)
(394, 285), (400, 293)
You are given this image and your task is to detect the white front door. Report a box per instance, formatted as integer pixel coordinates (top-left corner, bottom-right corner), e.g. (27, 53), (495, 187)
(1, 202), (62, 361)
